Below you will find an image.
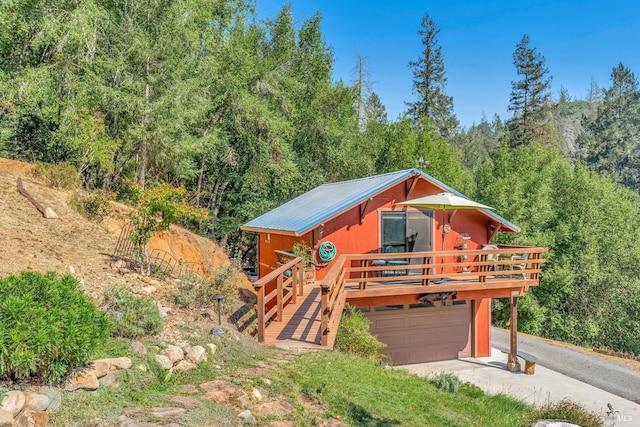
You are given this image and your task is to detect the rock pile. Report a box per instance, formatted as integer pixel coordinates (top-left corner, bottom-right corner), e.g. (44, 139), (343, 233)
(0, 387), (62, 427)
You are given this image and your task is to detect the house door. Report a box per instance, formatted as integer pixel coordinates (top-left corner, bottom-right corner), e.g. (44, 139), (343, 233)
(381, 210), (433, 253)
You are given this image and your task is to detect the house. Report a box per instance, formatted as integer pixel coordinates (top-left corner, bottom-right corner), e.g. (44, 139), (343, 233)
(241, 169), (546, 366)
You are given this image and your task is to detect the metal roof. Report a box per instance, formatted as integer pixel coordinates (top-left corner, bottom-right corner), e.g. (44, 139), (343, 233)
(241, 168), (520, 235)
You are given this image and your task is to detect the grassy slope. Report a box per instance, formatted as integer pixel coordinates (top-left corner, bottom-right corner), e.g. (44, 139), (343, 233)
(50, 329), (530, 426)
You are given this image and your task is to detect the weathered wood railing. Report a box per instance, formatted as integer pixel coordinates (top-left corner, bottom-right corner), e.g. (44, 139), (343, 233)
(253, 256), (305, 343)
(319, 245), (547, 346)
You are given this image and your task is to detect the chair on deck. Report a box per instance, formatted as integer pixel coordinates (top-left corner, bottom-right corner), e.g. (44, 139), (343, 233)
(482, 245), (500, 272)
(510, 252), (529, 279)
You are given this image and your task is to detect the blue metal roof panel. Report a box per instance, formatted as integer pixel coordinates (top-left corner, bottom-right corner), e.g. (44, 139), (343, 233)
(242, 170), (415, 235)
(242, 168), (520, 234)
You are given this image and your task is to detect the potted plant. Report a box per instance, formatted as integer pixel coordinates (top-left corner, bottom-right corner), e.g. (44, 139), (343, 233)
(292, 241), (316, 283)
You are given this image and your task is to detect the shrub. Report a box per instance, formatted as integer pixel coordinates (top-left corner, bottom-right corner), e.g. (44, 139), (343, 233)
(0, 272), (109, 382)
(335, 306), (387, 359)
(69, 190), (113, 222)
(30, 162), (81, 189)
(102, 286), (164, 338)
(518, 399), (603, 427)
(174, 264), (239, 313)
(429, 372), (461, 393)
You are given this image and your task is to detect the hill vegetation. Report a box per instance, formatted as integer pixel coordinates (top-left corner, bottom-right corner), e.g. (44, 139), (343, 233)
(2, 1), (640, 358)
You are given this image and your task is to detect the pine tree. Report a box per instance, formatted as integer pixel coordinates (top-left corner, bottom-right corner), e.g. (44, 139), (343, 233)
(406, 12), (458, 138)
(508, 34), (552, 147)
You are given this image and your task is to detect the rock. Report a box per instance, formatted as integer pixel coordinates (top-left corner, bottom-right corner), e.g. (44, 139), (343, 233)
(141, 285), (156, 294)
(14, 410), (49, 427)
(186, 346), (207, 364)
(260, 378), (272, 386)
(93, 357), (132, 372)
(253, 400), (296, 417)
(251, 388), (262, 401)
(1, 390), (26, 416)
(149, 407), (187, 418)
(229, 391), (251, 409)
(92, 359), (111, 378)
(69, 265), (76, 274)
(25, 393), (50, 411)
(108, 357), (133, 370)
(174, 360), (196, 371)
(155, 354), (174, 370)
(180, 385), (199, 394)
(129, 340), (147, 355)
(206, 343), (217, 356)
(99, 371), (121, 388)
(199, 380), (242, 395)
(38, 387), (62, 413)
(168, 396), (199, 408)
(160, 307), (171, 317)
(320, 419), (347, 427)
(238, 410), (256, 424)
(137, 364), (147, 372)
(0, 409), (13, 426)
(113, 259), (127, 269)
(202, 391), (228, 403)
(66, 371), (99, 391)
(161, 345), (184, 364)
(44, 207), (58, 219)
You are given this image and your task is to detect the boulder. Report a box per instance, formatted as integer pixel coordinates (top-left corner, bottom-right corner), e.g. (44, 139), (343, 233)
(206, 343), (217, 356)
(251, 388), (262, 401)
(161, 345), (184, 364)
(0, 409), (13, 427)
(66, 371), (99, 391)
(149, 407), (187, 418)
(155, 354), (174, 370)
(129, 341), (147, 355)
(238, 410), (256, 424)
(186, 346), (207, 364)
(1, 390), (26, 416)
(14, 410), (49, 427)
(174, 360), (196, 371)
(38, 387), (62, 414)
(92, 359), (111, 378)
(25, 393), (50, 411)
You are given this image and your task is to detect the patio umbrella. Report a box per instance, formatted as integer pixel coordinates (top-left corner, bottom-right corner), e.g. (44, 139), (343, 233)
(396, 192), (493, 275)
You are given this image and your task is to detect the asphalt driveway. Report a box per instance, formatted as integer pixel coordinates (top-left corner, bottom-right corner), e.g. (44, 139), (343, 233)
(491, 327), (640, 402)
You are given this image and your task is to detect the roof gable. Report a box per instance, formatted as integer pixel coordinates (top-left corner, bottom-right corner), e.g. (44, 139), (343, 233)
(241, 169), (519, 235)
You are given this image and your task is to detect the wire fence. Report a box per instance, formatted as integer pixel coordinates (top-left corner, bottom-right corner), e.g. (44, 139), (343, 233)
(112, 222), (205, 284)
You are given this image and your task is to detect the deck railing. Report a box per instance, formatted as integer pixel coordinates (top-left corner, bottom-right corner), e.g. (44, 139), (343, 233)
(252, 255), (305, 342)
(320, 245), (547, 346)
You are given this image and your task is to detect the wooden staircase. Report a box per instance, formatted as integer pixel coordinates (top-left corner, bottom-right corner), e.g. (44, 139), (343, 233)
(262, 281), (326, 350)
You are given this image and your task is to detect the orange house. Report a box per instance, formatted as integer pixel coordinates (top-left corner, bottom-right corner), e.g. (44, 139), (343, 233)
(242, 169), (546, 365)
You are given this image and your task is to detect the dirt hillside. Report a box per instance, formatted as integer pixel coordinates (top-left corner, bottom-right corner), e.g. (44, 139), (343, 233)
(0, 158), (251, 327)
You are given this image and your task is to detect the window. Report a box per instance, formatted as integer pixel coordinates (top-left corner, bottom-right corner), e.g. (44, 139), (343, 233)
(381, 210), (433, 253)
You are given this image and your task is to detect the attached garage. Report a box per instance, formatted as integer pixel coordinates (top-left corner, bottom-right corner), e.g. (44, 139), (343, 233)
(365, 301), (471, 365)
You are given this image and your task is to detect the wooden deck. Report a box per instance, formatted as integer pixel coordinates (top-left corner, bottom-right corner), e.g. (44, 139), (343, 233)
(262, 281), (328, 350)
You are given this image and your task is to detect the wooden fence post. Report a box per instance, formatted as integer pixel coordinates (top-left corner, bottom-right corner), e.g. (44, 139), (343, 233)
(256, 286), (265, 343)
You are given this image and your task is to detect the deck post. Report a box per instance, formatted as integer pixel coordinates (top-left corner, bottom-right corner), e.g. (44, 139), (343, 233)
(507, 293), (521, 372)
(291, 264), (298, 304)
(277, 274), (284, 321)
(256, 286), (265, 343)
(320, 285), (329, 346)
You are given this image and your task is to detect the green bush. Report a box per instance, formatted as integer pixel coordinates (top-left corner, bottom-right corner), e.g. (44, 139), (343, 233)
(517, 399), (603, 427)
(174, 265), (239, 313)
(69, 190), (113, 222)
(335, 306), (387, 359)
(429, 372), (461, 393)
(30, 162), (82, 189)
(102, 286), (164, 338)
(0, 272), (109, 382)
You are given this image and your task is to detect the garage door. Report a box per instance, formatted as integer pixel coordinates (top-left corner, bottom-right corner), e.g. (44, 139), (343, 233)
(365, 302), (471, 365)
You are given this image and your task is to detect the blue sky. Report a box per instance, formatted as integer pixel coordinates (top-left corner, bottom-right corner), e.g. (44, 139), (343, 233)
(255, 0), (640, 128)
